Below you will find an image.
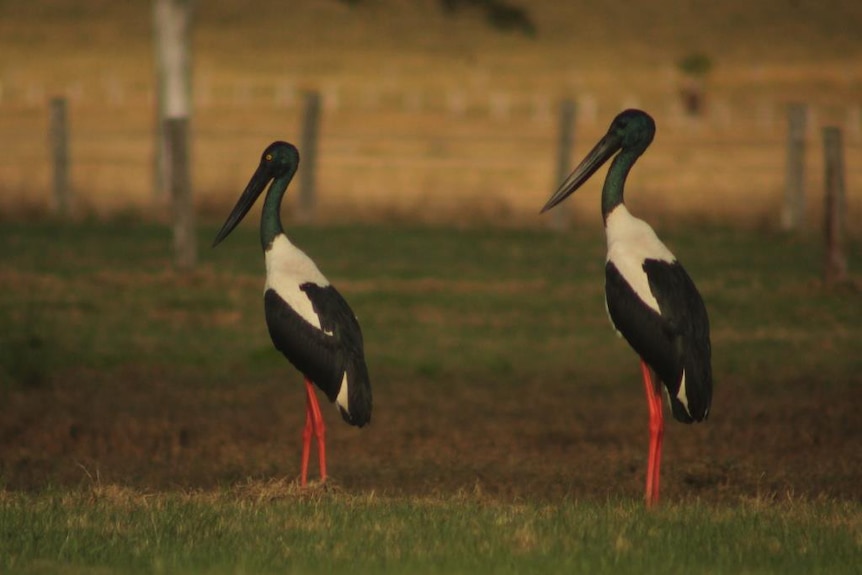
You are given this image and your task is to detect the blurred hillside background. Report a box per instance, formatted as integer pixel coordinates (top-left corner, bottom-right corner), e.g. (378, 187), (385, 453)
(0, 0), (860, 226)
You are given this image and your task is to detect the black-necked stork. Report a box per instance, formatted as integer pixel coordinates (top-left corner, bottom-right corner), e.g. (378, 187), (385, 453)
(212, 141), (372, 487)
(540, 109), (712, 507)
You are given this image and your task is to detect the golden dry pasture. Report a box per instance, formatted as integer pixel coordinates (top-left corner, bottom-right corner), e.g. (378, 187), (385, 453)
(0, 0), (861, 224)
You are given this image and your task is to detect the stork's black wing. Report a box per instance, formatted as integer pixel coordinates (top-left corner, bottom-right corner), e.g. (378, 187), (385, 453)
(264, 285), (372, 426)
(643, 259), (711, 421)
(605, 259), (711, 423)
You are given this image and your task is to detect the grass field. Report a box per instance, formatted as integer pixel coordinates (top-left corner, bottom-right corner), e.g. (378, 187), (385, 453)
(2, 488), (860, 574)
(1, 220), (860, 572)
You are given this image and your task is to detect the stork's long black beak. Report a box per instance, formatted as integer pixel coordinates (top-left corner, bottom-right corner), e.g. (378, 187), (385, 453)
(212, 164), (272, 247)
(540, 132), (623, 214)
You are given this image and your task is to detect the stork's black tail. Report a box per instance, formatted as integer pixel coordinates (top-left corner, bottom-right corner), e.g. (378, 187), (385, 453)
(338, 357), (372, 427)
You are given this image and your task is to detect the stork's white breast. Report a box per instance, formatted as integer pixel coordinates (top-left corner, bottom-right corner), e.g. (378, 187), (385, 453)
(604, 205), (676, 315)
(264, 234), (330, 330)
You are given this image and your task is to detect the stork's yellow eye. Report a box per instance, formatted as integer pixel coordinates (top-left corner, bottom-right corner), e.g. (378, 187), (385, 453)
(265, 154), (273, 161)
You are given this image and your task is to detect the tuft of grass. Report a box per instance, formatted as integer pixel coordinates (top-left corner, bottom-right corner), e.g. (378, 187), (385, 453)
(0, 331), (49, 389)
(0, 301), (61, 390)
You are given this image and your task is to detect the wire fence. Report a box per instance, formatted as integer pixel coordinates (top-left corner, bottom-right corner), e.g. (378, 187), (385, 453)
(0, 77), (860, 226)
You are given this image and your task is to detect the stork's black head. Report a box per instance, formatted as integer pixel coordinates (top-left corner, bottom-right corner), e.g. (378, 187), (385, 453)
(540, 109), (656, 213)
(212, 141), (300, 247)
(607, 109), (655, 156)
(258, 141), (300, 179)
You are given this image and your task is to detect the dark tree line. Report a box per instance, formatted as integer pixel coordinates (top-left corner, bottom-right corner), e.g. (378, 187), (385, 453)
(338, 0), (536, 37)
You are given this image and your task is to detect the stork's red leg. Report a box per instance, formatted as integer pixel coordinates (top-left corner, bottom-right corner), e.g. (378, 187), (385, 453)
(304, 378), (327, 484)
(641, 360), (664, 507)
(300, 386), (314, 487)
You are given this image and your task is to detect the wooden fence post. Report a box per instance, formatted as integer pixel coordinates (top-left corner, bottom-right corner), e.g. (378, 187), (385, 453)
(154, 0), (195, 269)
(153, 105), (167, 201)
(550, 98), (576, 230)
(822, 126), (847, 284)
(298, 90), (321, 223)
(166, 118), (195, 270)
(782, 103), (807, 231)
(49, 97), (70, 216)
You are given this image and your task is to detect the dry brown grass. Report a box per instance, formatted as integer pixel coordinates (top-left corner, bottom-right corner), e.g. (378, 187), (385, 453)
(1, 1), (861, 224)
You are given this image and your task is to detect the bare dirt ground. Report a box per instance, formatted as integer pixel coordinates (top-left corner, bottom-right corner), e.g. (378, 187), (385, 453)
(2, 366), (859, 504)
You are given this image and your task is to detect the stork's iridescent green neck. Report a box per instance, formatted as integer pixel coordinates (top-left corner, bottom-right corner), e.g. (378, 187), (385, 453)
(260, 169), (295, 252)
(601, 148), (641, 222)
